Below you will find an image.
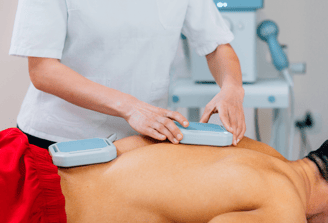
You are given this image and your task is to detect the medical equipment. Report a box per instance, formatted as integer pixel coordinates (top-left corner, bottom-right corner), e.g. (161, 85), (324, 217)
(49, 133), (117, 167)
(257, 20), (296, 159)
(191, 0), (264, 83)
(257, 21), (293, 86)
(175, 122), (233, 146)
(169, 0), (300, 159)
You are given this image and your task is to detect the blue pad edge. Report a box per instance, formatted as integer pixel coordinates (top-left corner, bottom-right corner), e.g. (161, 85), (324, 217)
(175, 122), (233, 146)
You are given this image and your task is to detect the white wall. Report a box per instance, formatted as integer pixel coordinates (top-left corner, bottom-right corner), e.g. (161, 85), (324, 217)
(1, 0), (327, 155)
(1, 0), (29, 128)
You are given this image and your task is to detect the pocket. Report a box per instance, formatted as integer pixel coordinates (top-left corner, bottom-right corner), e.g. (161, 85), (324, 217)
(46, 77), (110, 128)
(150, 79), (170, 108)
(156, 0), (188, 29)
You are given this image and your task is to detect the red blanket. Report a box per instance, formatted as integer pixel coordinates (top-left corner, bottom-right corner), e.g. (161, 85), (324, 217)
(0, 128), (66, 223)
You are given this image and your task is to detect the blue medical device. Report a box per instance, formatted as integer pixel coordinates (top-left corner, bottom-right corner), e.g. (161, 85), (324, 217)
(175, 122), (233, 146)
(257, 20), (289, 71)
(49, 135), (117, 167)
(213, 0), (263, 11)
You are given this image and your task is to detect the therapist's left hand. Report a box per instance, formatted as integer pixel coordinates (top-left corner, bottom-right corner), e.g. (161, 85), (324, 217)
(199, 86), (246, 146)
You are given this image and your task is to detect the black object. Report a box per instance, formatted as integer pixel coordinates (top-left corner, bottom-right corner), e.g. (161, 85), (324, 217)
(295, 112), (313, 129)
(296, 112), (313, 157)
(17, 125), (56, 149)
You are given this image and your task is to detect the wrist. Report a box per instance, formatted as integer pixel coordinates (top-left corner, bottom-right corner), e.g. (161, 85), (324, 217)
(114, 94), (138, 120)
(221, 84), (244, 94)
(221, 85), (245, 101)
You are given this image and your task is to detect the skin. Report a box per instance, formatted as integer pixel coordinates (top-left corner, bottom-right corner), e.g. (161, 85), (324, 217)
(58, 136), (328, 223)
(203, 43), (245, 146)
(28, 43), (245, 145)
(28, 57), (188, 144)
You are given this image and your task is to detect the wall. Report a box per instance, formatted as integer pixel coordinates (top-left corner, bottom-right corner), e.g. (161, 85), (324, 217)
(0, 0), (29, 128)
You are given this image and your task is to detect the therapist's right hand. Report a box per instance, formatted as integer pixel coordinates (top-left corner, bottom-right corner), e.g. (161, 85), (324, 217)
(124, 99), (189, 144)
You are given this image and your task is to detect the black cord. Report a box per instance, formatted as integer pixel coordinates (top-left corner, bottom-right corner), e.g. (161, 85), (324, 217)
(299, 129), (307, 157)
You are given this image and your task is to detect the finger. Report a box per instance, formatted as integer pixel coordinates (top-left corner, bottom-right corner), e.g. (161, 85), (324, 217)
(152, 121), (179, 144)
(235, 122), (243, 145)
(218, 106), (232, 133)
(234, 111), (244, 144)
(219, 108), (236, 146)
(238, 123), (246, 143)
(146, 128), (167, 141)
(227, 109), (238, 146)
(158, 117), (183, 142)
(200, 104), (213, 123)
(164, 110), (189, 128)
(239, 110), (247, 140)
(237, 113), (246, 143)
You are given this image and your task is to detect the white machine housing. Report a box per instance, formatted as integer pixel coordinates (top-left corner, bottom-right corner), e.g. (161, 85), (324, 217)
(191, 11), (257, 83)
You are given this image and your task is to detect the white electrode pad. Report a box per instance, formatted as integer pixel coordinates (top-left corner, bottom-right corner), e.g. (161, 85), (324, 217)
(175, 122), (233, 146)
(49, 138), (117, 167)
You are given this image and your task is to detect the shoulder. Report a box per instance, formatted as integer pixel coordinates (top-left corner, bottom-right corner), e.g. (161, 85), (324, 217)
(212, 152), (305, 211)
(231, 165), (307, 222)
(237, 137), (288, 161)
(258, 167), (307, 222)
(209, 204), (307, 223)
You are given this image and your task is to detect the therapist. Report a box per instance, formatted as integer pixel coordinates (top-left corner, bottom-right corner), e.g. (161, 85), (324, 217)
(9, 0), (245, 149)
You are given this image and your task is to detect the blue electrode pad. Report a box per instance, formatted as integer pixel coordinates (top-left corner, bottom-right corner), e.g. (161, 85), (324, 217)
(175, 122), (233, 146)
(49, 138), (117, 167)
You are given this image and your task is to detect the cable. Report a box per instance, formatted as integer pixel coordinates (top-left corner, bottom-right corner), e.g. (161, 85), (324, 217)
(254, 108), (261, 142)
(107, 133), (117, 143)
(254, 72), (295, 159)
(268, 109), (279, 148)
(288, 83), (295, 160)
(299, 129), (307, 157)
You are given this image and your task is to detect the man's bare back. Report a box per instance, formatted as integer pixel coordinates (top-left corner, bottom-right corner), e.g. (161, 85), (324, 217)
(58, 137), (309, 223)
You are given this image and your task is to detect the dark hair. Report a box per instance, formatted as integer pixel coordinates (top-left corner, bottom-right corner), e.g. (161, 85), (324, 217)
(306, 140), (328, 181)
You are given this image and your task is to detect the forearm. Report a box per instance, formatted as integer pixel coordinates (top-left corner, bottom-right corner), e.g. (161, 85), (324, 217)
(28, 57), (133, 119)
(203, 44), (246, 143)
(206, 44), (243, 90)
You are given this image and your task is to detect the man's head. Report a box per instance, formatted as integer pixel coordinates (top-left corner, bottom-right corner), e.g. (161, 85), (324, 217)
(304, 140), (328, 222)
(306, 140), (328, 182)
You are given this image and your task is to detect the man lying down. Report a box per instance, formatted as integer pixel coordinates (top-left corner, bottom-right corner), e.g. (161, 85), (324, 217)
(1, 128), (328, 223)
(58, 134), (328, 223)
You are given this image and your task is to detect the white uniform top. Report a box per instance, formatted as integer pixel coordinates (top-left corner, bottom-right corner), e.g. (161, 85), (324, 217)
(10, 0), (234, 142)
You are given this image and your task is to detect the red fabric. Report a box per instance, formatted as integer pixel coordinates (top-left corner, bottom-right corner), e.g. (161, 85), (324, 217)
(0, 128), (67, 223)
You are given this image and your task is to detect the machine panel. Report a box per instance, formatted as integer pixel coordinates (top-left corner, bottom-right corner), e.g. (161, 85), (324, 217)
(213, 0), (263, 11)
(191, 12), (257, 83)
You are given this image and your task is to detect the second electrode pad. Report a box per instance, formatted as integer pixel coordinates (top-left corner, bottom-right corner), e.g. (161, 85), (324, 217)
(175, 122), (233, 146)
(49, 138), (117, 167)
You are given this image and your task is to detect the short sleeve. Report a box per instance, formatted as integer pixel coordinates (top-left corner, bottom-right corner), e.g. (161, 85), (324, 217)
(9, 0), (68, 59)
(181, 0), (234, 56)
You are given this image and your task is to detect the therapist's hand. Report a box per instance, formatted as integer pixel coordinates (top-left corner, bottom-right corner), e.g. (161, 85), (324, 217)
(199, 86), (246, 146)
(124, 99), (189, 144)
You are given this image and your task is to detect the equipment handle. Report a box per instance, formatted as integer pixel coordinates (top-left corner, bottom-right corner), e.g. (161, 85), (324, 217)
(107, 133), (117, 143)
(257, 20), (289, 71)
